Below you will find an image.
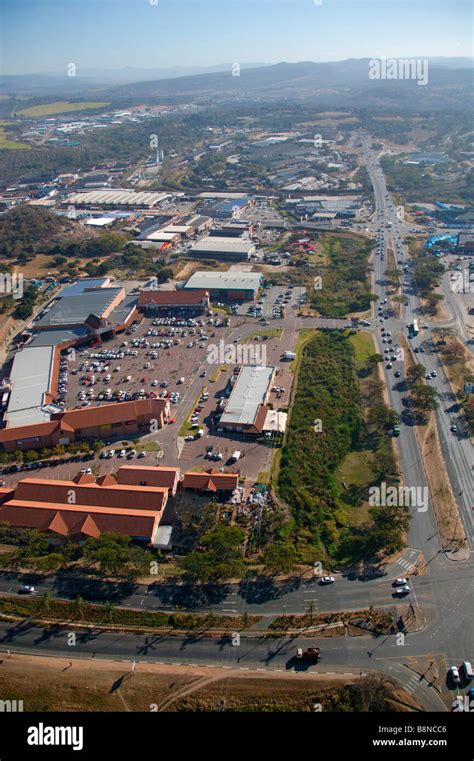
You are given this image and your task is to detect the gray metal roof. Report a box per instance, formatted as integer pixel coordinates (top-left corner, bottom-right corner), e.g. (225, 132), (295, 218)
(35, 287), (123, 327)
(59, 278), (109, 298)
(220, 365), (274, 427)
(108, 293), (138, 325)
(5, 346), (56, 426)
(184, 270), (262, 292)
(28, 326), (92, 347)
(189, 236), (255, 254)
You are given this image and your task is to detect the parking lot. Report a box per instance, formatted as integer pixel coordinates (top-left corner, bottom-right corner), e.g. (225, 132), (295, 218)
(2, 286), (303, 488)
(235, 284), (306, 318)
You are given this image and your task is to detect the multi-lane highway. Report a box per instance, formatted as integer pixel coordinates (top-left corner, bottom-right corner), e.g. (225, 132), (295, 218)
(361, 135), (473, 546)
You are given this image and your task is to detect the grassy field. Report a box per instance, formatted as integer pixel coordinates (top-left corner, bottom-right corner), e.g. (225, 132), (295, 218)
(334, 331), (387, 528)
(17, 101), (110, 117)
(0, 128), (30, 150)
(349, 330), (376, 370)
(136, 440), (161, 453)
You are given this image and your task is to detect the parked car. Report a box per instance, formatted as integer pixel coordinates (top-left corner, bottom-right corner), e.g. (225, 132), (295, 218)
(449, 666), (461, 685)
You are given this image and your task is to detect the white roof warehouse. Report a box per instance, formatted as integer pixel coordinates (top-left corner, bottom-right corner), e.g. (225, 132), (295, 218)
(220, 365), (274, 434)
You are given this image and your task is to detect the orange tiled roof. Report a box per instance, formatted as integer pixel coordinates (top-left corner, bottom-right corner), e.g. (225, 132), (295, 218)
(58, 398), (168, 429)
(116, 465), (179, 490)
(182, 469), (239, 491)
(0, 398), (168, 443)
(0, 500), (160, 539)
(14, 477), (168, 512)
(138, 289), (208, 306)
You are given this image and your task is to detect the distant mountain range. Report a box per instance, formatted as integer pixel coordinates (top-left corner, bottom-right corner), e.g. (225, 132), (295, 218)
(1, 58), (472, 112)
(0, 63), (269, 95)
(102, 58), (474, 111)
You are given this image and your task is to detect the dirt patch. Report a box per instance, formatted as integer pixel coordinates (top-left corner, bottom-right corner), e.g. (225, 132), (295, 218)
(401, 335), (463, 548)
(0, 653), (422, 712)
(417, 412), (465, 548)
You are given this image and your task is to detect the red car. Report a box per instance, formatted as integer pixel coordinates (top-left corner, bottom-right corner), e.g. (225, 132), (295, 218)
(168, 417), (176, 424)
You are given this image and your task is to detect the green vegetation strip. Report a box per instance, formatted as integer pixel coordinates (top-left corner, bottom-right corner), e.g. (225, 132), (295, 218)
(269, 609), (396, 635)
(277, 331), (407, 565)
(310, 233), (375, 318)
(209, 364), (228, 383)
(0, 596), (259, 631)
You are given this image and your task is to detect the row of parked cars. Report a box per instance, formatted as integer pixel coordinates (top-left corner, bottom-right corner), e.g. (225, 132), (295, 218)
(184, 390), (209, 441)
(99, 448), (146, 460)
(2, 452), (95, 475)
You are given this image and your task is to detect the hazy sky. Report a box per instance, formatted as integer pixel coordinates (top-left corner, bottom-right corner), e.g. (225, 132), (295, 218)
(1, 0), (472, 75)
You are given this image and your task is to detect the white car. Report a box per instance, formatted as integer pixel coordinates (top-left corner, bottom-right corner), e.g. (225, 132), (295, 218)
(118, 449), (127, 458)
(19, 585), (35, 594)
(394, 585), (411, 596)
(449, 666), (461, 685)
(319, 576), (335, 585)
(393, 578), (408, 587)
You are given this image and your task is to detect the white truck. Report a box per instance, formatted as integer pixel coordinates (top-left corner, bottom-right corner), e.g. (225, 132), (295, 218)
(231, 451), (241, 462)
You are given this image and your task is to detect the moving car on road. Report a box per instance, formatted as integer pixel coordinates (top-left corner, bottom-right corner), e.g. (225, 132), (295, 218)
(319, 576), (335, 585)
(296, 647), (321, 662)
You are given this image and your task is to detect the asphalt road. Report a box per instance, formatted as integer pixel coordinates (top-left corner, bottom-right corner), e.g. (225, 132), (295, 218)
(361, 136), (473, 547)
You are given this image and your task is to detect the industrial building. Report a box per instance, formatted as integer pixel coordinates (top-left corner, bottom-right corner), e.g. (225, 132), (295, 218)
(187, 236), (256, 262)
(3, 345), (59, 428)
(456, 232), (474, 256)
(219, 365), (274, 435)
(183, 270), (262, 301)
(27, 278), (138, 338)
(209, 220), (254, 238)
(198, 195), (250, 220)
(65, 189), (171, 208)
